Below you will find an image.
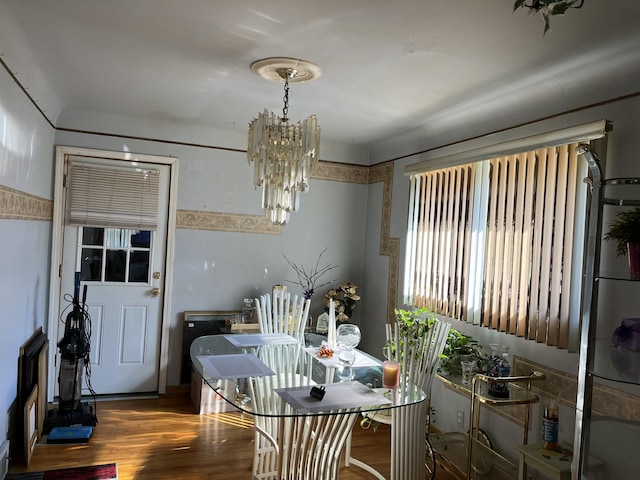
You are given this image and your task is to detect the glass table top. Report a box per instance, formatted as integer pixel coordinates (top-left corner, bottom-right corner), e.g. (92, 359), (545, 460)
(190, 333), (427, 417)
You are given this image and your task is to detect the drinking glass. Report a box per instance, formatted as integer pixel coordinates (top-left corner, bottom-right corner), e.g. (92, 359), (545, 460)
(336, 323), (361, 366)
(460, 360), (474, 384)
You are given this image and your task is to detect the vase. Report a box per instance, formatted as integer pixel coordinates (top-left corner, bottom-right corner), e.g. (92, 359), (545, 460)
(336, 323), (361, 366)
(628, 242), (640, 280)
(486, 344), (511, 398)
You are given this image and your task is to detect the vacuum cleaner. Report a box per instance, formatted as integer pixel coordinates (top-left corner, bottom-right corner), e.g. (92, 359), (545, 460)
(43, 272), (97, 441)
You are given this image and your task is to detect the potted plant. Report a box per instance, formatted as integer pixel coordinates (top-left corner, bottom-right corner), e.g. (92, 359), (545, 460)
(386, 307), (487, 376)
(513, 0), (585, 35)
(439, 329), (487, 377)
(603, 206), (640, 279)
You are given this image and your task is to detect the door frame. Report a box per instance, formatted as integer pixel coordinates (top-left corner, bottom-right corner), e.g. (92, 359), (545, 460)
(47, 145), (179, 401)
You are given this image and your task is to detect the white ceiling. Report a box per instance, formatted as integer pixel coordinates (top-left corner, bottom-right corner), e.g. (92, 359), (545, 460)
(1, 0), (640, 158)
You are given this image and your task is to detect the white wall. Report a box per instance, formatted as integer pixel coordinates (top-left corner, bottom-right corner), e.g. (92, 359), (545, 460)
(0, 65), (55, 447)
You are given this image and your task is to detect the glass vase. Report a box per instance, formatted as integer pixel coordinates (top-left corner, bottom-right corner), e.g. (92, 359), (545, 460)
(336, 323), (361, 366)
(486, 343), (511, 398)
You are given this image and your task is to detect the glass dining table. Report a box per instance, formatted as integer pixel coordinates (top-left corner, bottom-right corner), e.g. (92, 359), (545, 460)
(190, 332), (429, 480)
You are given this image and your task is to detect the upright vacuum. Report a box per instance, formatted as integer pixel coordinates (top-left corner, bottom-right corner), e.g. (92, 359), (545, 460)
(43, 272), (97, 441)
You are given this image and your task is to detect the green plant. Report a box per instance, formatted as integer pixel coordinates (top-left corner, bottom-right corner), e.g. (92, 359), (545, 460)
(603, 206), (640, 257)
(513, 0), (585, 35)
(386, 308), (487, 376)
(440, 329), (487, 377)
(384, 307), (436, 360)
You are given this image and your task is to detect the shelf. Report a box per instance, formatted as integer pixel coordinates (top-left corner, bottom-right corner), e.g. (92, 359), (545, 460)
(429, 431), (518, 480)
(596, 273), (640, 282)
(437, 372), (542, 406)
(591, 339), (640, 385)
(473, 379), (540, 406)
(574, 147), (640, 479)
(581, 414), (640, 478)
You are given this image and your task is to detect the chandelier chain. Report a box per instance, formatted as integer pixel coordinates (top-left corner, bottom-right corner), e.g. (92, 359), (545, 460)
(282, 77), (290, 121)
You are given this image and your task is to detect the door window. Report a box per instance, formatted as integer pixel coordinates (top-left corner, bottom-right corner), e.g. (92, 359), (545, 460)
(78, 227), (152, 283)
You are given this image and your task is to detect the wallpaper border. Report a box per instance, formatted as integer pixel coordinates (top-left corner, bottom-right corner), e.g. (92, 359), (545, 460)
(0, 185), (52, 221)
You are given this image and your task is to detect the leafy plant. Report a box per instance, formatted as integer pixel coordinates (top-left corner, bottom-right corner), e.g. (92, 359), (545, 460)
(513, 0), (585, 35)
(384, 307), (437, 360)
(440, 329), (487, 376)
(385, 308), (487, 376)
(603, 206), (640, 257)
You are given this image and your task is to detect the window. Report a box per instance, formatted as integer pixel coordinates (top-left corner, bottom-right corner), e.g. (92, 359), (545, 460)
(404, 121), (610, 350)
(79, 227), (152, 284)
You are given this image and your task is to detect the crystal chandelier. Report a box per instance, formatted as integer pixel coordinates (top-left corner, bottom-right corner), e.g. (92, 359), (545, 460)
(247, 58), (321, 225)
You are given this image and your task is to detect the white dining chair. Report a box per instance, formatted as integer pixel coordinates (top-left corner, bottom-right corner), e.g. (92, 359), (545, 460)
(254, 292), (310, 341)
(250, 343), (308, 479)
(345, 317), (451, 480)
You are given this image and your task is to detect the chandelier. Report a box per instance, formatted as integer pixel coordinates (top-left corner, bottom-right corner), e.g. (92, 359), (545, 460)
(247, 58), (321, 225)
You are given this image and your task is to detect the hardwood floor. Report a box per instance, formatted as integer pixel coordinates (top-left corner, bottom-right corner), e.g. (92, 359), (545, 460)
(9, 386), (461, 479)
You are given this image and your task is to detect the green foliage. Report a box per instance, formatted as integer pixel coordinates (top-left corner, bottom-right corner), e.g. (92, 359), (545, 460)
(385, 307), (436, 360)
(513, 0), (585, 35)
(387, 307), (487, 376)
(604, 206), (640, 257)
(440, 329), (487, 376)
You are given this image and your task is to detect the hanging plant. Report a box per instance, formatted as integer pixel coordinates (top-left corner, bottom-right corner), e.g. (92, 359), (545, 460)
(514, 0), (585, 35)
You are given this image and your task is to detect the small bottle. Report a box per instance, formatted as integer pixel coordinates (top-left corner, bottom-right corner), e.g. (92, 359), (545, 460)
(542, 401), (559, 450)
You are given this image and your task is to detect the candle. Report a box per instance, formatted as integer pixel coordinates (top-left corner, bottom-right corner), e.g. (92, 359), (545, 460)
(382, 360), (400, 388)
(328, 299), (336, 347)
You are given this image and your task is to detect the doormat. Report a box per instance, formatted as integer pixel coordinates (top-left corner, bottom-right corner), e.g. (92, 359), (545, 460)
(6, 463), (117, 480)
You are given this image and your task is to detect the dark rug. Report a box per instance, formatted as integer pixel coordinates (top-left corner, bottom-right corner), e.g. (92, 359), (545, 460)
(7, 463), (117, 480)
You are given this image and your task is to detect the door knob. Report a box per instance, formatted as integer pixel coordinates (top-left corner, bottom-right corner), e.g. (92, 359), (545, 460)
(153, 271), (161, 279)
(151, 287), (161, 296)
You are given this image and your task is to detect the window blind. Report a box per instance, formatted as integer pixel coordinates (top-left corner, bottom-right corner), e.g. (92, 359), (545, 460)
(67, 161), (160, 230)
(405, 143), (588, 350)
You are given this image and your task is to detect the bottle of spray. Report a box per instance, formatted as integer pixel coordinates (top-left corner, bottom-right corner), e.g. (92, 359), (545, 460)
(542, 400), (559, 450)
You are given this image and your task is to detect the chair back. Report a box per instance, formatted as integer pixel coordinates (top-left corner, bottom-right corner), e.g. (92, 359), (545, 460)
(255, 291), (310, 341)
(385, 317), (451, 397)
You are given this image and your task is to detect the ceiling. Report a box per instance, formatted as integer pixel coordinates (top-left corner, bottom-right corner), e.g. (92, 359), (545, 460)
(1, 0), (640, 158)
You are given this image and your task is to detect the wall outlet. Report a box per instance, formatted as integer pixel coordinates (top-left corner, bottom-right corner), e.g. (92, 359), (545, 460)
(456, 409), (464, 427)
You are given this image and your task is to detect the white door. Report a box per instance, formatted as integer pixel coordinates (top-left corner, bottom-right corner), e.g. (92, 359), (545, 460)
(57, 156), (169, 395)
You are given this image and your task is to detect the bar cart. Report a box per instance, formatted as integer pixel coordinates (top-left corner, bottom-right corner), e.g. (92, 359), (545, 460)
(429, 371), (544, 480)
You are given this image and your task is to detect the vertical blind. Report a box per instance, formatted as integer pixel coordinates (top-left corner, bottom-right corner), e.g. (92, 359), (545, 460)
(405, 143), (584, 349)
(406, 164), (476, 321)
(67, 161), (160, 230)
(482, 144), (580, 347)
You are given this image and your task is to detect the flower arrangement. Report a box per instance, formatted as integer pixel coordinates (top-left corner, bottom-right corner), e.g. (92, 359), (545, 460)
(283, 248), (337, 300)
(325, 282), (361, 322)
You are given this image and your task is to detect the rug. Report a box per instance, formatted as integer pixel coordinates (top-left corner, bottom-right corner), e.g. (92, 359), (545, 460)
(6, 463), (117, 480)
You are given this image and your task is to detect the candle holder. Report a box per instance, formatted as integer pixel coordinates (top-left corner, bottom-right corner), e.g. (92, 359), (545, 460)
(382, 360), (400, 388)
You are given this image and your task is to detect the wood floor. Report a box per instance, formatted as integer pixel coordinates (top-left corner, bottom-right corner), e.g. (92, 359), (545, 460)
(9, 386), (462, 479)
